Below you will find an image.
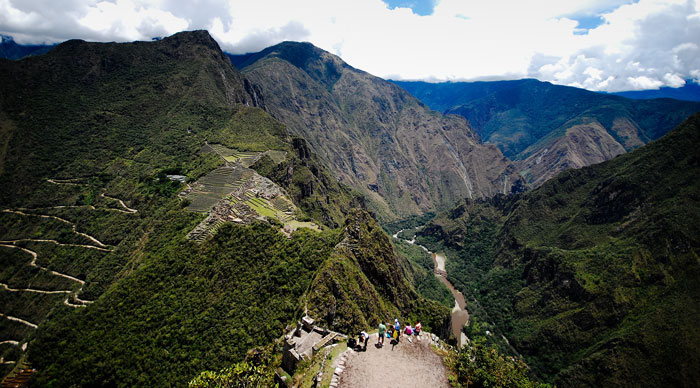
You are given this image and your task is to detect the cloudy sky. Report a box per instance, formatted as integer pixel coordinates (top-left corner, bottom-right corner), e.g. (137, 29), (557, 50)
(1, 0), (699, 92)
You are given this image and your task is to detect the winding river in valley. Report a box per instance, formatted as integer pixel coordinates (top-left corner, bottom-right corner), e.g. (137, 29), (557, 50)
(393, 229), (469, 347)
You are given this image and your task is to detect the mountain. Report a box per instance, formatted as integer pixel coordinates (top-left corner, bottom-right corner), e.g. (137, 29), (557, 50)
(228, 43), (521, 222)
(391, 79), (532, 113)
(307, 209), (449, 333)
(394, 79), (700, 187)
(0, 35), (53, 60)
(611, 81), (700, 102)
(417, 112), (700, 386)
(0, 30), (448, 386)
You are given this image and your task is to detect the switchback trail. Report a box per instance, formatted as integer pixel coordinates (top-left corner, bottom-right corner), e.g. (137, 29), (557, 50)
(0, 179), (135, 370)
(99, 193), (138, 214)
(0, 181), (133, 311)
(0, 283), (71, 295)
(46, 177), (139, 214)
(0, 239), (111, 252)
(15, 204), (136, 215)
(1, 209), (111, 249)
(0, 313), (37, 329)
(0, 243), (94, 308)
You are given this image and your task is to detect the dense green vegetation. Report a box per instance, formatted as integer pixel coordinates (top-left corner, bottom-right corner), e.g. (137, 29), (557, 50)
(419, 113), (700, 386)
(307, 210), (451, 335)
(381, 211), (435, 235)
(30, 215), (340, 386)
(189, 360), (276, 388)
(447, 334), (552, 388)
(0, 30), (453, 387)
(394, 239), (453, 307)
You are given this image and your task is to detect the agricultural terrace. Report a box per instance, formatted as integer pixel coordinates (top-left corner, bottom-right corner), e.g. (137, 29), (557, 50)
(183, 143), (318, 240)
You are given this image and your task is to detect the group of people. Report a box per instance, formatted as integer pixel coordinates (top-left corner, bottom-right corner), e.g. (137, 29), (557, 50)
(352, 319), (422, 351)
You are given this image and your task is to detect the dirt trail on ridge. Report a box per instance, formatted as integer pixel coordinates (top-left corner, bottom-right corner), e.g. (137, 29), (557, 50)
(338, 333), (450, 388)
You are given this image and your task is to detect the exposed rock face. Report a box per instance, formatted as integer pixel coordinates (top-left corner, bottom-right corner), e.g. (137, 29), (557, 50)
(230, 43), (520, 220)
(516, 120), (627, 187)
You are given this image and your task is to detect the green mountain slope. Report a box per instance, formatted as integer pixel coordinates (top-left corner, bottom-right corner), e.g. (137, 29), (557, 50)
(229, 43), (521, 221)
(0, 30), (446, 386)
(417, 113), (700, 386)
(395, 79), (700, 187)
(307, 209), (450, 334)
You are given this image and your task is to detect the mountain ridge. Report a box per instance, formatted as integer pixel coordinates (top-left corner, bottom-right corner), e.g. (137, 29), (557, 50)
(394, 79), (700, 187)
(229, 42), (522, 221)
(417, 111), (700, 386)
(0, 35), (54, 60)
(0, 30), (452, 386)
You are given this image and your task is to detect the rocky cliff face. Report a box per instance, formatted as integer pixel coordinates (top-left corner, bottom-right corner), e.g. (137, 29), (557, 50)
(230, 43), (520, 221)
(516, 120), (627, 187)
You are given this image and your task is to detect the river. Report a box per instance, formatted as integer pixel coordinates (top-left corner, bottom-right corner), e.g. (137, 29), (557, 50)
(393, 229), (469, 347)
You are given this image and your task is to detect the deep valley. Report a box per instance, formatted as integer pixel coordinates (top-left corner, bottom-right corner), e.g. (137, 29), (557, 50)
(0, 29), (698, 388)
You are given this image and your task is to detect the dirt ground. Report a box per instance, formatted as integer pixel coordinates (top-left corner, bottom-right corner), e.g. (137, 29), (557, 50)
(338, 333), (450, 388)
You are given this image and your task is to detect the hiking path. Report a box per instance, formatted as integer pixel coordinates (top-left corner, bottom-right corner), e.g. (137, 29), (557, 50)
(336, 333), (450, 388)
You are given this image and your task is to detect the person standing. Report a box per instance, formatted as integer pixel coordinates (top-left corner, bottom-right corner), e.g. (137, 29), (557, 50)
(394, 318), (401, 342)
(377, 322), (387, 347)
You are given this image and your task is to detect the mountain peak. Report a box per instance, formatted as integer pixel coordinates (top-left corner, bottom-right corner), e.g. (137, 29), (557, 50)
(161, 29), (221, 52)
(229, 40), (350, 90)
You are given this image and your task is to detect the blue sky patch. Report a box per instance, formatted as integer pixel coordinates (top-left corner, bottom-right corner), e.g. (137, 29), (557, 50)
(382, 0), (436, 16)
(571, 15), (606, 35)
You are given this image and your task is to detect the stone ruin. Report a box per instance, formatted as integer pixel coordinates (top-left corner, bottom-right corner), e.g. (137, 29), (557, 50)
(280, 316), (346, 375)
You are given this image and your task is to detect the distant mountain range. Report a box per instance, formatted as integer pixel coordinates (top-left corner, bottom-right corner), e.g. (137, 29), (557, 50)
(394, 79), (700, 186)
(611, 81), (700, 102)
(4, 35), (698, 195)
(0, 35), (54, 60)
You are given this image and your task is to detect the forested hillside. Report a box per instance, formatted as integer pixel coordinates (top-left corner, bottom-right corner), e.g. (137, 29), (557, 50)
(0, 30), (448, 386)
(418, 113), (700, 386)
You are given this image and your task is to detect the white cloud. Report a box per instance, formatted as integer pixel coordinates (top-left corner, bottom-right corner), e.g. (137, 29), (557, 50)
(627, 75), (664, 89)
(0, 0), (699, 92)
(78, 0), (188, 41)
